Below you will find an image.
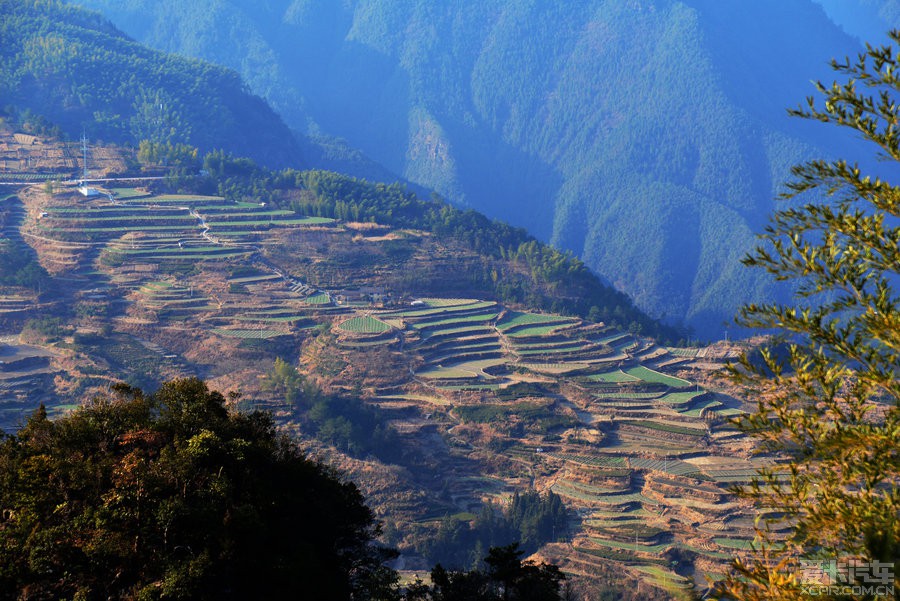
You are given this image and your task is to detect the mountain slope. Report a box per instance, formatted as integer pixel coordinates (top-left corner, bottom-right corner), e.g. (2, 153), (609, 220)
(203, 158), (681, 342)
(0, 131), (758, 595)
(812, 0), (900, 43)
(0, 0), (303, 169)
(68, 0), (872, 337)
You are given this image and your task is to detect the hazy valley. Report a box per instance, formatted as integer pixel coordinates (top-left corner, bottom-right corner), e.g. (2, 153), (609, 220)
(1, 1), (897, 599)
(0, 125), (764, 597)
(66, 0), (900, 336)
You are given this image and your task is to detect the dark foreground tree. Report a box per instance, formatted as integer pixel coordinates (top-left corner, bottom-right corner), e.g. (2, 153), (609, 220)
(717, 32), (900, 600)
(0, 378), (397, 600)
(405, 543), (565, 601)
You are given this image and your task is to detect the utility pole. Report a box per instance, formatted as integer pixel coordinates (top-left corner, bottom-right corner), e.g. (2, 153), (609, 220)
(81, 133), (89, 183)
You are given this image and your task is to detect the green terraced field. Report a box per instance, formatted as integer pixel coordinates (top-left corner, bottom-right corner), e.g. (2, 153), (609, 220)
(574, 545), (659, 564)
(515, 346), (585, 357)
(412, 311), (500, 329)
(43, 224), (198, 234)
(136, 282), (209, 313)
(631, 566), (693, 596)
(417, 358), (507, 379)
(110, 188), (149, 198)
(587, 369), (641, 383)
(119, 198), (223, 207)
(666, 347), (700, 358)
(680, 398), (723, 416)
(425, 339), (501, 353)
(704, 468), (759, 483)
(204, 210), (295, 219)
(624, 365), (692, 387)
(384, 300), (496, 319)
(496, 311), (577, 331)
(426, 351), (504, 368)
(108, 242), (221, 253)
(417, 366), (480, 380)
(597, 332), (631, 345)
(511, 338), (586, 350)
(553, 479), (630, 496)
(339, 337), (398, 348)
(234, 315), (309, 323)
(108, 246), (250, 257)
(713, 537), (756, 550)
(158, 251), (249, 260)
(628, 457), (703, 477)
(545, 453), (628, 468)
(210, 328), (285, 339)
(655, 391), (705, 406)
(227, 274), (281, 284)
(609, 432), (701, 453)
(207, 217), (335, 227)
(585, 506), (655, 521)
(136, 194), (224, 202)
(0, 173), (56, 181)
(633, 565), (690, 582)
(519, 362), (591, 374)
(587, 538), (672, 553)
(593, 391), (664, 400)
(621, 420), (708, 437)
(420, 324), (495, 339)
(213, 231), (265, 238)
(337, 315), (392, 334)
(197, 202), (263, 211)
(47, 205), (184, 214)
(552, 480), (660, 506)
(46, 214), (196, 223)
(505, 323), (575, 337)
(422, 298), (481, 307)
(436, 383), (502, 391)
(304, 292), (331, 304)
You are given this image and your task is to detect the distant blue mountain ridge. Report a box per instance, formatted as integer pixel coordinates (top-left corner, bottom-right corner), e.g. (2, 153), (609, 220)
(65, 0), (894, 338)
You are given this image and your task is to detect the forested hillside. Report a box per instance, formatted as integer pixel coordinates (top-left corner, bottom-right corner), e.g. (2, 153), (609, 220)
(0, 0), (302, 168)
(67, 0), (872, 337)
(187, 155), (681, 341)
(812, 0), (900, 43)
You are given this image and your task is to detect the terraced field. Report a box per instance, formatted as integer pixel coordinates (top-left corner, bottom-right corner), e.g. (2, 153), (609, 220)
(313, 299), (762, 591)
(32, 190), (335, 267)
(0, 292), (39, 316)
(135, 281), (213, 314)
(15, 194), (337, 382)
(211, 328), (286, 340)
(496, 311), (578, 335)
(4, 178), (767, 597)
(0, 342), (58, 431)
(338, 315), (392, 334)
(588, 369), (641, 383)
(381, 300), (504, 387)
(417, 358), (507, 380)
(624, 365), (693, 388)
(304, 291), (332, 305)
